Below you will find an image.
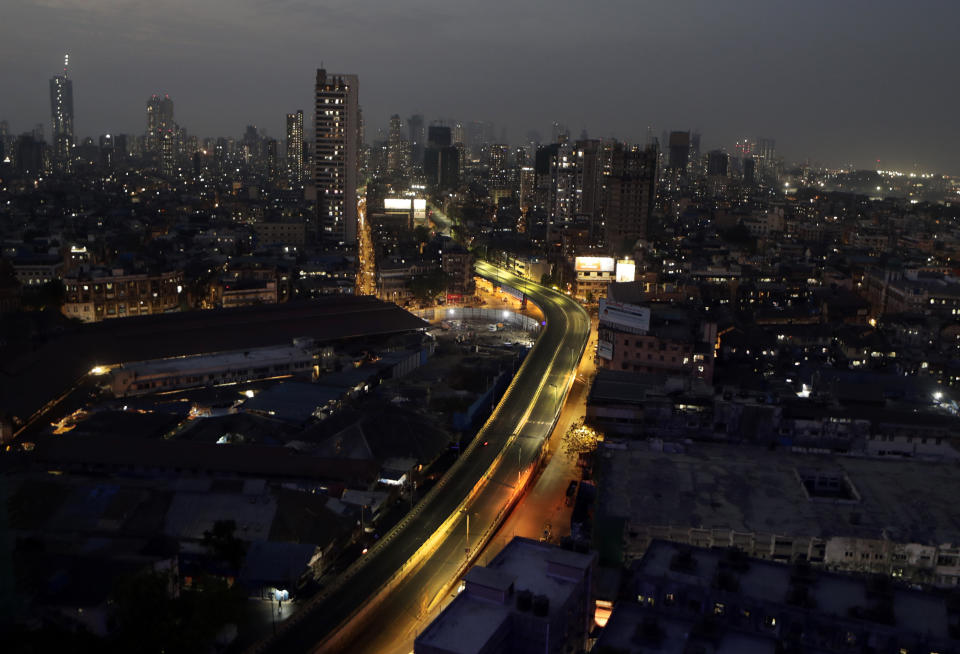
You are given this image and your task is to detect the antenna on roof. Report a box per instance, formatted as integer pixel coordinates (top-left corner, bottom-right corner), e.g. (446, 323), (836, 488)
(63, 53), (69, 75)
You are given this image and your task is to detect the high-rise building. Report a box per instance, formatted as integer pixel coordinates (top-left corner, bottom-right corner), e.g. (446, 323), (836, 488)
(286, 110), (304, 185)
(707, 149), (729, 177)
(16, 134), (44, 176)
(451, 121), (464, 146)
(146, 94), (175, 153)
(755, 137), (777, 183)
(314, 68), (360, 244)
(667, 131), (690, 173)
(159, 128), (176, 176)
(424, 126), (459, 192)
(743, 157), (756, 185)
(408, 113), (425, 168)
(49, 54), (74, 173)
(603, 143), (658, 252)
(488, 143), (510, 178)
(386, 114), (410, 177)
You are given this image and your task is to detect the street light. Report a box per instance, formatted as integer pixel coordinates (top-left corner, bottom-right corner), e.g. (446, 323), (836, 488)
(460, 509), (473, 557)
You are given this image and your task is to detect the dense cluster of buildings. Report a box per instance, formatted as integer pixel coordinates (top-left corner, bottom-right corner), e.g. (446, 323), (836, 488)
(4, 56), (960, 654)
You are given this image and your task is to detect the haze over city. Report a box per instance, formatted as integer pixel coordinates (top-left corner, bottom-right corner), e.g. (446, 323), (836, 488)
(4, 0), (959, 174)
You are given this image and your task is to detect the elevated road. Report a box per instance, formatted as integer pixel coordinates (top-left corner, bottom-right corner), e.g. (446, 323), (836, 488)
(254, 262), (590, 653)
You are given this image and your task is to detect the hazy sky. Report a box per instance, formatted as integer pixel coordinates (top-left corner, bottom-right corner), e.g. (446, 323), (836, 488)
(3, 0), (958, 174)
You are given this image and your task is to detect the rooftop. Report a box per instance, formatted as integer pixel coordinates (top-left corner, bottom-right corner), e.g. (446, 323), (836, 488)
(415, 538), (595, 654)
(635, 540), (952, 641)
(1, 296), (427, 426)
(598, 441), (960, 544)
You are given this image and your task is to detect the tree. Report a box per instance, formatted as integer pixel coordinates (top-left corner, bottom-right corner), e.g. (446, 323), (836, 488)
(110, 570), (245, 654)
(413, 225), (431, 245)
(202, 520), (247, 572)
(561, 418), (603, 457)
(409, 270), (448, 302)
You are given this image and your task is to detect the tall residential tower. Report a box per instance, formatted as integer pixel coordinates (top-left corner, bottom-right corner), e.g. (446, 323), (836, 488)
(314, 68), (360, 244)
(286, 110), (304, 185)
(49, 54), (74, 173)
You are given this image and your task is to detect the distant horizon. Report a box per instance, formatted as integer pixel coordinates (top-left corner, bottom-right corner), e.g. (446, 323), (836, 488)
(3, 1), (958, 176)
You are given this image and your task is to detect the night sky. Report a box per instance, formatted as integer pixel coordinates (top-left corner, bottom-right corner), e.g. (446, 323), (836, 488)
(3, 0), (958, 174)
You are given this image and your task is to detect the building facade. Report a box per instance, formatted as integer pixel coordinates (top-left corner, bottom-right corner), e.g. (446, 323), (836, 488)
(286, 110), (304, 185)
(49, 56), (74, 173)
(314, 68), (360, 244)
(62, 268), (182, 322)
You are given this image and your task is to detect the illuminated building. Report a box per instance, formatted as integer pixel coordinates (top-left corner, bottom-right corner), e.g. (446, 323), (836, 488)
(596, 284), (716, 382)
(62, 267), (183, 323)
(286, 110), (304, 184)
(159, 127), (176, 176)
(387, 114), (410, 177)
(314, 68), (360, 244)
(146, 93), (175, 152)
(573, 255), (616, 301)
(755, 137), (776, 182)
(49, 54), (74, 173)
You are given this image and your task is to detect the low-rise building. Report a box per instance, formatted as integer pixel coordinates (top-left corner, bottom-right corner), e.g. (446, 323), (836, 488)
(253, 220), (307, 247)
(596, 539), (958, 654)
(414, 537), (596, 654)
(441, 243), (474, 302)
(62, 266), (182, 322)
(597, 283), (717, 383)
(597, 441), (960, 586)
(105, 339), (325, 397)
(12, 252), (63, 287)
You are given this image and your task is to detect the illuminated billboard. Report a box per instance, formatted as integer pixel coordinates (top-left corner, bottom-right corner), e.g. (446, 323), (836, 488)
(413, 199), (427, 211)
(599, 297), (650, 333)
(615, 260), (636, 283)
(575, 256), (615, 273)
(384, 198), (412, 210)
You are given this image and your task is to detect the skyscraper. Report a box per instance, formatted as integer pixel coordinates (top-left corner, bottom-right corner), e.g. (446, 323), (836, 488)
(667, 131), (690, 173)
(707, 149), (729, 177)
(146, 94), (175, 153)
(408, 113), (425, 168)
(286, 110), (304, 185)
(603, 143), (658, 253)
(424, 126), (459, 192)
(314, 68), (360, 244)
(49, 54), (74, 173)
(387, 114), (409, 177)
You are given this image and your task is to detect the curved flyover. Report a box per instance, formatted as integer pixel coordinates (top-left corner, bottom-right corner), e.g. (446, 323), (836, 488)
(255, 262), (590, 653)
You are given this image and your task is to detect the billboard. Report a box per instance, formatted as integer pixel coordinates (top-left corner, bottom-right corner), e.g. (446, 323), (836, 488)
(384, 198), (427, 211)
(615, 260), (636, 283)
(384, 198), (412, 210)
(597, 340), (613, 360)
(575, 256), (615, 273)
(599, 297), (650, 333)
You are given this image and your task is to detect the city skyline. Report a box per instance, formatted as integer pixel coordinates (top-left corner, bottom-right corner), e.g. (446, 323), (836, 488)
(2, 0), (958, 174)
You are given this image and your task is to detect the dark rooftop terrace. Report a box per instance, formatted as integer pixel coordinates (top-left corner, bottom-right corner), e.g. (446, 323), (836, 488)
(0, 296), (427, 429)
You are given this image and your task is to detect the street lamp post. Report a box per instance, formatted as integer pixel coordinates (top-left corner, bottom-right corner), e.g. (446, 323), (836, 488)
(517, 443), (522, 485)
